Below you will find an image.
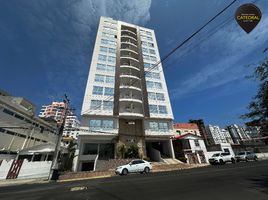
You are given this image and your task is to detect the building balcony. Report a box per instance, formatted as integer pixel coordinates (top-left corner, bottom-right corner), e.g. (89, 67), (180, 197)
(119, 112), (144, 118)
(121, 34), (137, 42)
(120, 56), (139, 63)
(119, 95), (142, 104)
(120, 65), (140, 71)
(120, 74), (141, 80)
(121, 43), (138, 53)
(121, 29), (137, 38)
(121, 27), (137, 35)
(120, 48), (138, 56)
(119, 85), (142, 92)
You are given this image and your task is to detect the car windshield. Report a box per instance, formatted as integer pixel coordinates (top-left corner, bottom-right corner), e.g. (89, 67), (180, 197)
(212, 153), (220, 157)
(238, 152), (245, 155)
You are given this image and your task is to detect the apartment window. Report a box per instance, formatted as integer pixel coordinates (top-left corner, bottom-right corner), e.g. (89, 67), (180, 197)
(101, 39), (108, 45)
(194, 140), (200, 147)
(149, 49), (156, 55)
(149, 122), (158, 131)
(159, 122), (169, 131)
(143, 55), (150, 60)
(146, 81), (154, 88)
(107, 65), (115, 72)
(144, 63), (151, 68)
(148, 92), (156, 100)
(155, 82), (162, 89)
(100, 46), (107, 53)
(89, 119), (101, 130)
(146, 72), (160, 79)
(104, 87), (114, 96)
(102, 120), (114, 130)
(83, 143), (98, 155)
(108, 48), (116, 54)
(3, 109), (14, 116)
(158, 106), (167, 114)
(108, 56), (116, 63)
(150, 56), (157, 62)
(96, 63), (106, 71)
(14, 114), (24, 120)
(156, 93), (165, 101)
(148, 42), (154, 47)
(105, 76), (115, 83)
(92, 86), (103, 95)
(146, 31), (152, 36)
(147, 36), (153, 41)
(149, 105), (158, 114)
(103, 101), (113, 110)
(142, 47), (149, 54)
(98, 54), (107, 62)
(142, 41), (148, 47)
(95, 74), (105, 83)
(90, 100), (102, 110)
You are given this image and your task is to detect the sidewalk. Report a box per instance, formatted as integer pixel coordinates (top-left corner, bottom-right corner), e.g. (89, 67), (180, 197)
(0, 178), (48, 187)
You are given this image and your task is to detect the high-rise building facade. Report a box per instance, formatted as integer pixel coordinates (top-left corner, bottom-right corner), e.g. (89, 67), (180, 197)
(206, 125), (234, 145)
(76, 17), (174, 171)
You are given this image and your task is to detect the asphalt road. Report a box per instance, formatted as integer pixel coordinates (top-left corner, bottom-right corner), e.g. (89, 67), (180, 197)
(0, 160), (268, 200)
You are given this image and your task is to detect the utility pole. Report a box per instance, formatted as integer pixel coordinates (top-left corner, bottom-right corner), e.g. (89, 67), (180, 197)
(49, 94), (70, 181)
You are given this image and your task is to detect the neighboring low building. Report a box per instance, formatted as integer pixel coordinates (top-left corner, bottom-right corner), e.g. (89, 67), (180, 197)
(0, 90), (58, 157)
(172, 133), (208, 164)
(206, 125), (233, 145)
(173, 123), (201, 136)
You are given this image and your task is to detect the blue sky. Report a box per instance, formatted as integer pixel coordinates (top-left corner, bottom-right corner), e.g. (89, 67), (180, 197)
(0, 0), (268, 127)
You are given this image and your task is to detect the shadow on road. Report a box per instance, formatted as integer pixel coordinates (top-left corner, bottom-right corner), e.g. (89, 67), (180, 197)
(248, 175), (268, 194)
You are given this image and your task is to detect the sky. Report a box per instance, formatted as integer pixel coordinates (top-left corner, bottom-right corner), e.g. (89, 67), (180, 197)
(0, 0), (268, 127)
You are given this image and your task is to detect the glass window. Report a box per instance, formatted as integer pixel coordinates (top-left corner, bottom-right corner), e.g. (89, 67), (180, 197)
(83, 143), (98, 155)
(104, 87), (114, 96)
(143, 55), (150, 60)
(155, 82), (162, 89)
(142, 41), (148, 46)
(156, 93), (165, 101)
(194, 140), (200, 146)
(150, 56), (157, 62)
(148, 92), (156, 100)
(106, 65), (115, 72)
(92, 86), (103, 95)
(149, 122), (158, 131)
(142, 48), (148, 54)
(146, 81), (154, 88)
(108, 48), (116, 54)
(105, 76), (115, 83)
(96, 63), (106, 71)
(3, 109), (14, 116)
(100, 46), (107, 53)
(158, 106), (167, 114)
(90, 100), (102, 110)
(108, 56), (116, 63)
(101, 39), (108, 45)
(159, 122), (169, 131)
(148, 42), (154, 47)
(98, 54), (107, 62)
(146, 31), (152, 36)
(103, 101), (113, 110)
(144, 63), (151, 68)
(149, 49), (156, 55)
(102, 120), (113, 129)
(89, 120), (101, 130)
(149, 105), (158, 114)
(95, 74), (105, 82)
(147, 36), (153, 41)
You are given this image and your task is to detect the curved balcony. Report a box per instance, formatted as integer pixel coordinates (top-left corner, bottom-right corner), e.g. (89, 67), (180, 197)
(120, 48), (138, 56)
(121, 37), (138, 47)
(121, 27), (137, 35)
(120, 74), (140, 80)
(120, 67), (140, 77)
(120, 65), (140, 71)
(119, 85), (142, 92)
(119, 98), (142, 104)
(121, 43), (138, 53)
(120, 56), (139, 63)
(121, 30), (137, 38)
(120, 57), (139, 68)
(121, 34), (137, 42)
(119, 101), (143, 118)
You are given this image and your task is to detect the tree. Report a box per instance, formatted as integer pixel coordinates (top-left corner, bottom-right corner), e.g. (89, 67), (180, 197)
(242, 58), (268, 143)
(63, 140), (77, 171)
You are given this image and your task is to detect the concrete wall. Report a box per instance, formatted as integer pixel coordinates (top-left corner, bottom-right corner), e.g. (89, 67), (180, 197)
(0, 160), (13, 180)
(17, 160), (52, 179)
(256, 153), (268, 160)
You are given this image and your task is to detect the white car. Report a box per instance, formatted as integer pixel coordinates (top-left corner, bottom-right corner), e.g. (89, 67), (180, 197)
(209, 152), (236, 165)
(115, 159), (152, 175)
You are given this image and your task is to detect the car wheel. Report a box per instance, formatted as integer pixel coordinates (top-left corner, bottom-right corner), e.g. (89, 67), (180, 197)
(219, 159), (224, 165)
(144, 167), (150, 174)
(246, 157), (249, 162)
(231, 158), (236, 164)
(237, 160), (240, 163)
(122, 168), (128, 175)
(254, 156), (258, 161)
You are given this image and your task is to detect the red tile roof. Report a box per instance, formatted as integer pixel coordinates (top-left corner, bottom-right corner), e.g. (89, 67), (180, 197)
(173, 123), (199, 129)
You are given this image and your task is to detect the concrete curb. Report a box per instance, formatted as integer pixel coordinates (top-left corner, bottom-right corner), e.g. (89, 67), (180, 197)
(58, 175), (113, 183)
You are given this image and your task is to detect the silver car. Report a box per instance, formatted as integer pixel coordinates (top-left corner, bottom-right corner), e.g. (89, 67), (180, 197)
(235, 151), (257, 162)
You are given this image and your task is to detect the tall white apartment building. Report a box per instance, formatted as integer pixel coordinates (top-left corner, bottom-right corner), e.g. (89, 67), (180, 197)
(206, 125), (233, 145)
(76, 17), (174, 171)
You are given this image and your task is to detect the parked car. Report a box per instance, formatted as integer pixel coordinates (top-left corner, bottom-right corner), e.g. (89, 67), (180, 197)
(115, 159), (152, 175)
(209, 152), (236, 165)
(235, 151), (258, 162)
